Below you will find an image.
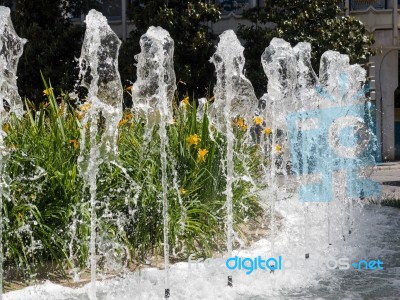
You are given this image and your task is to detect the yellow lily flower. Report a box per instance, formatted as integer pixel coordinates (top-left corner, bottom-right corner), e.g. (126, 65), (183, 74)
(123, 111), (133, 120)
(119, 118), (129, 127)
(234, 117), (248, 131)
(197, 148), (209, 163)
(181, 97), (189, 106)
(263, 127), (272, 135)
(43, 87), (53, 96)
(2, 123), (10, 133)
(69, 139), (80, 150)
(79, 103), (91, 112)
(254, 116), (263, 125)
(186, 134), (201, 146)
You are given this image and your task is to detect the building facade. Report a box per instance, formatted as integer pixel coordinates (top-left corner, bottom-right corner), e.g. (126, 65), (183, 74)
(348, 0), (400, 161)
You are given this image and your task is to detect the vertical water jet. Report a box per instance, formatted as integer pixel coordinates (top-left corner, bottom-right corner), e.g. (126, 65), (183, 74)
(0, 6), (26, 299)
(262, 38), (380, 258)
(210, 30), (258, 273)
(76, 9), (123, 300)
(131, 26), (176, 297)
(261, 38), (297, 256)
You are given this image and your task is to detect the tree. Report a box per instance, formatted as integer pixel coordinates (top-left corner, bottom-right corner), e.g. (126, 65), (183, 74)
(0, 0), (87, 101)
(123, 0), (221, 99)
(237, 0), (375, 97)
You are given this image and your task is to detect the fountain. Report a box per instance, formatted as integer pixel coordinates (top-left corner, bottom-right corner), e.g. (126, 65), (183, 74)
(0, 6), (26, 300)
(209, 29), (258, 286)
(0, 8), (396, 299)
(75, 9), (123, 300)
(131, 26), (177, 298)
(261, 38), (380, 261)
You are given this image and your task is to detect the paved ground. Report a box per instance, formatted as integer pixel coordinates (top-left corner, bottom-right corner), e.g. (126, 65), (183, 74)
(372, 161), (400, 200)
(277, 161), (400, 200)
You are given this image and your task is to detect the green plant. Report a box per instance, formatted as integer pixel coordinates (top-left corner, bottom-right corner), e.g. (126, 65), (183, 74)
(369, 198), (400, 208)
(2, 81), (265, 282)
(4, 80), (81, 281)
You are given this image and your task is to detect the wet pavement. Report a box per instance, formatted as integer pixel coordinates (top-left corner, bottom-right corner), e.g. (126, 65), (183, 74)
(372, 161), (400, 200)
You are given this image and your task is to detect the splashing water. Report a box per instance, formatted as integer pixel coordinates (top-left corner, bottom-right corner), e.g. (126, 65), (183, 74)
(0, 7), (25, 117)
(261, 38), (299, 256)
(210, 30), (258, 260)
(131, 26), (177, 297)
(76, 9), (123, 300)
(0, 6), (26, 300)
(0, 19), (389, 299)
(261, 37), (380, 260)
(131, 26), (176, 132)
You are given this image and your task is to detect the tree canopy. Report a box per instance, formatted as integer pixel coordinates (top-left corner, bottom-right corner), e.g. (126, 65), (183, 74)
(123, 0), (221, 99)
(0, 0), (87, 101)
(238, 0), (374, 97)
(0, 0), (374, 101)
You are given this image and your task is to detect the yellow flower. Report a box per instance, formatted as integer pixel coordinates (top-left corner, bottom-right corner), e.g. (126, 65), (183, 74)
(197, 148), (209, 163)
(69, 139), (80, 150)
(234, 117), (248, 131)
(43, 87), (53, 96)
(79, 103), (91, 112)
(123, 111), (133, 120)
(41, 102), (49, 109)
(275, 144), (282, 152)
(263, 127), (272, 135)
(254, 116), (263, 125)
(180, 97), (190, 110)
(180, 187), (187, 195)
(2, 123), (10, 134)
(119, 118), (129, 127)
(76, 112), (84, 120)
(186, 134), (201, 146)
(181, 97), (189, 106)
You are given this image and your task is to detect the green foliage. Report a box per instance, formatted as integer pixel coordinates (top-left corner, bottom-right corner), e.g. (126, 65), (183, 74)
(2, 82), (265, 281)
(238, 0), (375, 97)
(123, 0), (221, 98)
(369, 198), (400, 208)
(4, 84), (81, 280)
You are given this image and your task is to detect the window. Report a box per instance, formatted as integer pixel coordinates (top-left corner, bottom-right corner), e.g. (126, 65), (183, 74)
(350, 0), (385, 10)
(99, 0), (122, 20)
(215, 0), (258, 15)
(71, 0), (123, 20)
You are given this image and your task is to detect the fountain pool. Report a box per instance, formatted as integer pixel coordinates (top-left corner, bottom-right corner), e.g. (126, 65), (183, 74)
(0, 7), (398, 300)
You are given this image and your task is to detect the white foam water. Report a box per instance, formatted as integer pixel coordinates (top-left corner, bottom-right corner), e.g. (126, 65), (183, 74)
(0, 6), (27, 300)
(76, 9), (123, 300)
(3, 201), (399, 299)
